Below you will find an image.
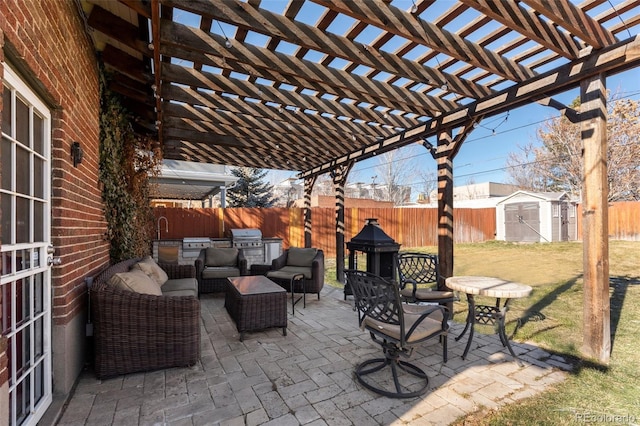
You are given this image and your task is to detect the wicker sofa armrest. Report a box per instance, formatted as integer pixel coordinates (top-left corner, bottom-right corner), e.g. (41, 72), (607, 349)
(312, 250), (325, 284)
(91, 283), (200, 379)
(195, 249), (206, 280)
(250, 263), (272, 276)
(158, 262), (196, 279)
(238, 250), (248, 275)
(271, 251), (288, 270)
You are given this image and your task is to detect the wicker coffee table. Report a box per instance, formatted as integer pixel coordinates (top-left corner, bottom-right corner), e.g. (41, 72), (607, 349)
(225, 276), (287, 341)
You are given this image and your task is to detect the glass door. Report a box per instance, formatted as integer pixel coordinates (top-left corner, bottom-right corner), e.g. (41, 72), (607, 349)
(1, 63), (52, 426)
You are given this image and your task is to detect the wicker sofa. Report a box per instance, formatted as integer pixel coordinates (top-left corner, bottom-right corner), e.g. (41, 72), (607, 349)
(195, 247), (248, 294)
(91, 257), (201, 379)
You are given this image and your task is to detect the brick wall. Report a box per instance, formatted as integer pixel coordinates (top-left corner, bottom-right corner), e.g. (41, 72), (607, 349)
(0, 0), (111, 394)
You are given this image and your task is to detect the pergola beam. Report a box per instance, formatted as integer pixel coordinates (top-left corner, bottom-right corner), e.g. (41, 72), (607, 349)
(461, 0), (583, 59)
(161, 0), (494, 100)
(300, 34), (640, 178)
(522, 0), (618, 49)
(160, 20), (457, 116)
(312, 0), (537, 81)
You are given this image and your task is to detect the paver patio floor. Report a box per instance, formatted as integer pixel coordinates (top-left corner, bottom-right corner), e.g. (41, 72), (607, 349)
(56, 286), (571, 425)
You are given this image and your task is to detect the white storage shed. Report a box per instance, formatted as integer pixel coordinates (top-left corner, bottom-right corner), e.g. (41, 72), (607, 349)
(496, 191), (578, 242)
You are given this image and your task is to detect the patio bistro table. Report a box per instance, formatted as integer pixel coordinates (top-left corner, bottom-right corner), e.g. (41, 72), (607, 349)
(446, 276), (532, 365)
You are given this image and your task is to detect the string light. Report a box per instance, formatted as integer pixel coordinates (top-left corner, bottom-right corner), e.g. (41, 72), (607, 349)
(411, 0), (418, 14)
(216, 20), (232, 49)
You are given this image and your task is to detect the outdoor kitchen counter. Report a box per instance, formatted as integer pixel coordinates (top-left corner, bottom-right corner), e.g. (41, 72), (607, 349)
(153, 239), (232, 265)
(152, 238), (282, 266)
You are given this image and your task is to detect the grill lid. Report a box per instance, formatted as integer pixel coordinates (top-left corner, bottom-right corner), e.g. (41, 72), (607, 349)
(230, 228), (262, 240)
(183, 237), (211, 244)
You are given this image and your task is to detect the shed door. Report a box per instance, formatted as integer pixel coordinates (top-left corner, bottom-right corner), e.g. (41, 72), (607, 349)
(1, 64), (53, 426)
(560, 203), (569, 241)
(504, 202), (540, 242)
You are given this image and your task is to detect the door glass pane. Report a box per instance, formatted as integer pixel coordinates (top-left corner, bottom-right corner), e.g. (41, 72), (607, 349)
(1, 281), (10, 334)
(33, 112), (44, 155)
(2, 87), (11, 134)
(34, 273), (43, 314)
(34, 156), (44, 199)
(15, 96), (29, 146)
(1, 193), (11, 242)
(15, 327), (31, 377)
(16, 277), (31, 326)
(35, 360), (44, 406)
(16, 196), (30, 244)
(35, 317), (44, 357)
(15, 379), (30, 425)
(16, 248), (31, 272)
(16, 144), (30, 195)
(34, 201), (44, 242)
(1, 136), (11, 190)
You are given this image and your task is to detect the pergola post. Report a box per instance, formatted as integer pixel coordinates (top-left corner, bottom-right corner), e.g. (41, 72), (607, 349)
(432, 121), (479, 315)
(332, 162), (353, 284)
(303, 176), (317, 248)
(436, 130), (455, 289)
(580, 74), (610, 364)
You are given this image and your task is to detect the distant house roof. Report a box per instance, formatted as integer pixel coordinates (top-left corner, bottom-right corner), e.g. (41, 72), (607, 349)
(149, 160), (238, 200)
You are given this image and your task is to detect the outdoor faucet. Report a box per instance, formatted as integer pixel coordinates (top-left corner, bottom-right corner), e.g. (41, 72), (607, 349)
(157, 216), (168, 240)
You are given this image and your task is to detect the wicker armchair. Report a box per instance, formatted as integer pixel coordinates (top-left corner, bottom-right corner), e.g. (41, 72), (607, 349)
(265, 248), (325, 298)
(91, 258), (201, 379)
(195, 247), (248, 294)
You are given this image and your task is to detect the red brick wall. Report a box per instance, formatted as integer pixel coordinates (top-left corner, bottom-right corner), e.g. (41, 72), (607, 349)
(0, 0), (110, 386)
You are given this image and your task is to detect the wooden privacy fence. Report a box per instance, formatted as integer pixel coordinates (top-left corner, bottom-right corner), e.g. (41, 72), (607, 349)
(576, 201), (640, 241)
(153, 207), (497, 257)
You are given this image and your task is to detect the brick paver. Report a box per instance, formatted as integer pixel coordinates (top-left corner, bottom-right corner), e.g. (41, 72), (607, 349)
(56, 286), (568, 425)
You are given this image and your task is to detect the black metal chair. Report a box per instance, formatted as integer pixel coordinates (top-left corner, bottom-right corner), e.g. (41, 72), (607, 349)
(345, 269), (449, 398)
(395, 252), (459, 305)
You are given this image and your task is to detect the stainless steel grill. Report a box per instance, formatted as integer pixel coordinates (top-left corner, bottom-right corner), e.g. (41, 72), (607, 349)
(230, 229), (264, 267)
(182, 237), (211, 258)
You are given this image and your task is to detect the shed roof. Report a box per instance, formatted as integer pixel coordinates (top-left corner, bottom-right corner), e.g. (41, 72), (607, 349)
(496, 190), (575, 204)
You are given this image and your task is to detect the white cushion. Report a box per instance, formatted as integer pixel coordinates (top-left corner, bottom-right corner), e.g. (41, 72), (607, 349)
(131, 256), (169, 287)
(107, 269), (162, 296)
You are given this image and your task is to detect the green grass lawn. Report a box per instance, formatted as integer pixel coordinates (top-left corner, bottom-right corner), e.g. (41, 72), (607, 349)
(325, 241), (640, 424)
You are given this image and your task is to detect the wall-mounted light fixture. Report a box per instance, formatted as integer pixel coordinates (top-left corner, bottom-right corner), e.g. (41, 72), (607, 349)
(71, 141), (83, 167)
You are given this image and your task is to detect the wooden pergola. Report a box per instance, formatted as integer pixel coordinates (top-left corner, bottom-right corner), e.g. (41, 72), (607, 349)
(83, 0), (640, 363)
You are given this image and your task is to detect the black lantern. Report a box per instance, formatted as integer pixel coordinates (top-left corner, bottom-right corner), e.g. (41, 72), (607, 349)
(345, 218), (401, 299)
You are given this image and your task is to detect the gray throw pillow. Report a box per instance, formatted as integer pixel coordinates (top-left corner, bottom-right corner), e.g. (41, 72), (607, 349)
(287, 247), (317, 267)
(205, 247), (239, 267)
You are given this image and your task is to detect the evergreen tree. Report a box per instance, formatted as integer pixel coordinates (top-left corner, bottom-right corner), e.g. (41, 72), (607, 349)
(227, 167), (277, 207)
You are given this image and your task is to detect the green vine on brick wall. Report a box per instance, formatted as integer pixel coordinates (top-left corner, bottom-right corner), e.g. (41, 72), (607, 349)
(99, 69), (161, 262)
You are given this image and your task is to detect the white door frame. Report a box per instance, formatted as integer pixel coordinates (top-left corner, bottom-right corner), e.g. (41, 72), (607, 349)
(1, 63), (53, 426)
